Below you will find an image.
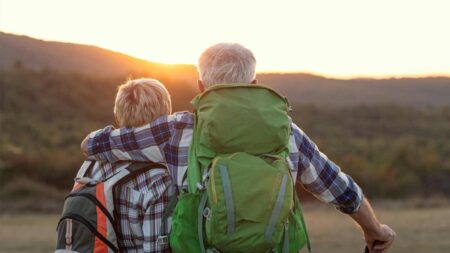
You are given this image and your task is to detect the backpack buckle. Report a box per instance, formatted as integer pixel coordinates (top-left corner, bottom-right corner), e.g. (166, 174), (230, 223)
(65, 219), (73, 250)
(157, 235), (169, 245)
(196, 182), (205, 190)
(203, 207), (212, 220)
(197, 169), (211, 191)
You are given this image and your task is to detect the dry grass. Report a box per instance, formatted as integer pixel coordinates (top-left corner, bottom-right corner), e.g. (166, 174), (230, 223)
(0, 204), (449, 253)
(302, 203), (450, 253)
(0, 214), (58, 253)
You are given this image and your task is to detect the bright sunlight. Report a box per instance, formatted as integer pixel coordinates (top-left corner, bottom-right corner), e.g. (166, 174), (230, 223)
(1, 0), (449, 78)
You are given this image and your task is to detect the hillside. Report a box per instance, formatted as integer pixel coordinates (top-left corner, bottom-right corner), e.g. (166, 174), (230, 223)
(258, 73), (450, 107)
(0, 33), (449, 212)
(0, 31), (197, 81)
(1, 32), (450, 108)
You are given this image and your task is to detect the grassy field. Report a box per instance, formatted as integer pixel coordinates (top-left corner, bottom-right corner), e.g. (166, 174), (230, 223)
(0, 204), (449, 253)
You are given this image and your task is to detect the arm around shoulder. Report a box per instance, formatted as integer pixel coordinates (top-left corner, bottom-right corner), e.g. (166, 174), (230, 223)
(81, 113), (193, 164)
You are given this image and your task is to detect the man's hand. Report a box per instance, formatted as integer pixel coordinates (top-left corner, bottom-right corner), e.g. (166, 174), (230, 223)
(350, 198), (396, 253)
(363, 224), (396, 253)
(81, 135), (89, 157)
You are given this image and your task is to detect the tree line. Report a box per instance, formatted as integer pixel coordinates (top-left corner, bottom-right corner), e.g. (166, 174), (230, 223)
(1, 68), (449, 212)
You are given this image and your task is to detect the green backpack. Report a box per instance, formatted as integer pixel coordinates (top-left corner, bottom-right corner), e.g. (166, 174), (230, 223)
(169, 84), (311, 253)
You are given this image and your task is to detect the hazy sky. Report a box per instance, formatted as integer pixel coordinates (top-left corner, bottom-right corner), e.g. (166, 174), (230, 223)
(1, 0), (449, 78)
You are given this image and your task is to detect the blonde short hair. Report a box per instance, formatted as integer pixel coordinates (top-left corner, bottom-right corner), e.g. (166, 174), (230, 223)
(114, 78), (172, 128)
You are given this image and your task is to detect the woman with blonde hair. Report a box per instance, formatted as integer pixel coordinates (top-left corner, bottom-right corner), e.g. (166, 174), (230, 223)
(81, 78), (174, 253)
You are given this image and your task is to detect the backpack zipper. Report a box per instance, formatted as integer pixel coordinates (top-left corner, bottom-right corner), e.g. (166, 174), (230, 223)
(265, 174), (288, 243)
(219, 165), (235, 235)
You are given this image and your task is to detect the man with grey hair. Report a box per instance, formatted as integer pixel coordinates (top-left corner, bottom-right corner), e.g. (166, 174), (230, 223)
(83, 43), (395, 253)
(197, 43), (257, 89)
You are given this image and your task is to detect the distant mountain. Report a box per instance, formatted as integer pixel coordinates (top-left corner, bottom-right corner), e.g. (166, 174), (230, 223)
(0, 31), (197, 81)
(1, 33), (449, 206)
(1, 31), (450, 107)
(258, 74), (450, 107)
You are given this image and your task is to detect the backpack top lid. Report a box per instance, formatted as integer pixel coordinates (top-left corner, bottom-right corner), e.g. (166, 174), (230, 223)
(188, 84), (292, 193)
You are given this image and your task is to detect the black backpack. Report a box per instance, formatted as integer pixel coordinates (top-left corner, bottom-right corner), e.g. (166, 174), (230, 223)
(56, 160), (168, 253)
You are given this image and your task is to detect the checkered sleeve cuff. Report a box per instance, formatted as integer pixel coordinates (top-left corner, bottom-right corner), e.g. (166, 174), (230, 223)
(335, 176), (364, 214)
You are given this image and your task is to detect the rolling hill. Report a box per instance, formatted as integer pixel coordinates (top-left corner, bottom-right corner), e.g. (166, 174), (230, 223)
(0, 31), (197, 81)
(0, 32), (449, 210)
(1, 31), (450, 108)
(260, 73), (450, 107)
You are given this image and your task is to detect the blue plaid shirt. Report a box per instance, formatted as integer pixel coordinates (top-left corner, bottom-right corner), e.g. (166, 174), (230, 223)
(87, 111), (363, 214)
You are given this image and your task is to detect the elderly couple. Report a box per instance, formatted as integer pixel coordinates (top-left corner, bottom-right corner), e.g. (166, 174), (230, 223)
(78, 43), (395, 253)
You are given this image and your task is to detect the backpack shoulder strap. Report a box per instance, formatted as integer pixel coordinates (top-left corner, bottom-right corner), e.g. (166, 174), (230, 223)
(127, 161), (166, 173)
(103, 161), (166, 188)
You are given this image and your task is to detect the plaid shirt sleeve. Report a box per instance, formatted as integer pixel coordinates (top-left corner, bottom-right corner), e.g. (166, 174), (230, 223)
(86, 112), (192, 164)
(292, 123), (364, 214)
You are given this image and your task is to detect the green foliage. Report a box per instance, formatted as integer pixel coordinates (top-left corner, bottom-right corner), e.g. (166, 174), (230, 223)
(291, 104), (450, 198)
(1, 68), (449, 212)
(0, 68), (196, 192)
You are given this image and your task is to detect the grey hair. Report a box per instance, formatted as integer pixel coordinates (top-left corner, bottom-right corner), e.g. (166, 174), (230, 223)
(198, 43), (256, 88)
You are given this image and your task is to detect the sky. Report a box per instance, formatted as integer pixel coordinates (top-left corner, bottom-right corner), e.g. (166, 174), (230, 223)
(1, 0), (449, 78)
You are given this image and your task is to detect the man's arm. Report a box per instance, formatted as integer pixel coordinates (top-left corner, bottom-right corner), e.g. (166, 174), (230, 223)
(81, 112), (193, 163)
(291, 123), (395, 252)
(292, 123), (363, 213)
(81, 124), (164, 163)
(81, 135), (89, 157)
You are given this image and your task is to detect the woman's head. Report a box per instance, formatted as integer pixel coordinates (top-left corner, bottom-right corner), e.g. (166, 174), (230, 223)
(114, 78), (172, 128)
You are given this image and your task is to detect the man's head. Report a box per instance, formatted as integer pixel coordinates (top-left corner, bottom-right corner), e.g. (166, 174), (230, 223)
(197, 43), (257, 91)
(114, 78), (172, 128)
